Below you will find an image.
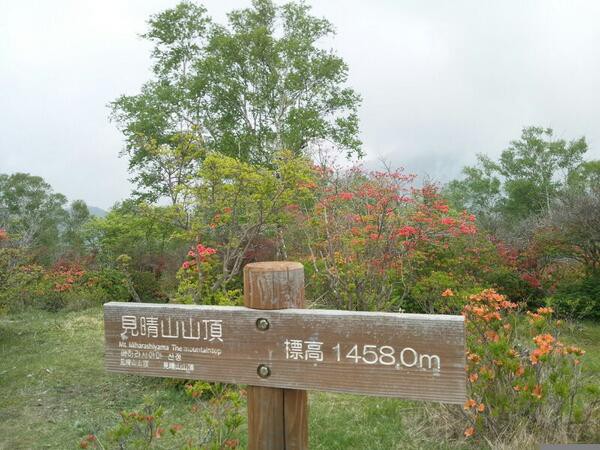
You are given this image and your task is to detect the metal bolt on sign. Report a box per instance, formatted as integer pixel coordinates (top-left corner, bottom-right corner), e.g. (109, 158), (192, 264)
(257, 364), (271, 378)
(256, 318), (270, 331)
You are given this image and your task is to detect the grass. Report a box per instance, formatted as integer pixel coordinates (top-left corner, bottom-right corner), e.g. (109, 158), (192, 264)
(0, 307), (598, 449)
(0, 308), (192, 449)
(561, 320), (600, 374)
(308, 393), (469, 450)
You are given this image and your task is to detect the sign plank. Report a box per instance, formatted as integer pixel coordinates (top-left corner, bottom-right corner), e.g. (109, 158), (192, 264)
(104, 302), (466, 404)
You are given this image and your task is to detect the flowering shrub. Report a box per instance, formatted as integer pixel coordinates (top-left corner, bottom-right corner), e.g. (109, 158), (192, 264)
(79, 399), (183, 449)
(182, 243), (218, 272)
(184, 382), (244, 449)
(49, 262), (86, 293)
(174, 159), (531, 316)
(78, 385), (243, 449)
(0, 235), (130, 312)
(175, 242), (236, 305)
(453, 289), (598, 444)
(286, 165), (515, 313)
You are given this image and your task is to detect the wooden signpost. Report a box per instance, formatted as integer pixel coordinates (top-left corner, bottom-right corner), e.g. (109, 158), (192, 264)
(104, 262), (466, 449)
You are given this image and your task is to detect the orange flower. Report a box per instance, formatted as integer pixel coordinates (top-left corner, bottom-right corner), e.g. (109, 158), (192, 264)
(472, 306), (486, 317)
(532, 385), (542, 399)
(441, 288), (454, 297)
(464, 427), (475, 437)
(514, 366), (525, 377)
(485, 330), (500, 342)
(477, 403), (485, 412)
(467, 353), (481, 363)
(565, 346), (585, 356)
(469, 373), (479, 383)
(533, 334), (555, 346)
(500, 300), (518, 309)
(530, 348), (543, 365)
(536, 306), (554, 315)
(531, 334), (557, 364)
(224, 439), (240, 448)
(79, 435), (96, 449)
(463, 399), (477, 410)
(484, 311), (501, 322)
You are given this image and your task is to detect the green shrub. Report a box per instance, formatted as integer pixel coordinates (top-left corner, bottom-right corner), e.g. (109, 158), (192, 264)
(78, 397), (184, 449)
(404, 271), (478, 314)
(81, 268), (130, 302)
(131, 270), (167, 303)
(484, 266), (540, 304)
(547, 272), (600, 321)
(184, 382), (244, 448)
(0, 263), (46, 313)
(79, 387), (243, 449)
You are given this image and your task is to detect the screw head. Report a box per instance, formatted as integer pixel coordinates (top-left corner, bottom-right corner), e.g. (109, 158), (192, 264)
(257, 364), (271, 378)
(256, 318), (270, 331)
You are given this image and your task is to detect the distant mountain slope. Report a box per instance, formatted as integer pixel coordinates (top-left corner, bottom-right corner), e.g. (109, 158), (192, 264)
(89, 206), (108, 218)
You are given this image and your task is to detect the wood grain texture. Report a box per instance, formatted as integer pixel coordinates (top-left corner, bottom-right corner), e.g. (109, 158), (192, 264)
(104, 304), (466, 403)
(247, 386), (285, 450)
(283, 389), (308, 450)
(244, 261), (308, 450)
(243, 261), (305, 310)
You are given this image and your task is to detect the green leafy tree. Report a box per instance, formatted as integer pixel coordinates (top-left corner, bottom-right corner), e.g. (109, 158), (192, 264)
(445, 158), (502, 229)
(566, 159), (600, 194)
(129, 133), (206, 206)
(62, 199), (91, 256)
(0, 173), (67, 259)
(110, 2), (211, 206)
(111, 0), (361, 202)
(447, 127), (588, 226)
(497, 127), (587, 218)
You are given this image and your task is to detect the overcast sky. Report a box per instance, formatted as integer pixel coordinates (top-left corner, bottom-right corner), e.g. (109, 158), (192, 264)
(1, 0), (599, 209)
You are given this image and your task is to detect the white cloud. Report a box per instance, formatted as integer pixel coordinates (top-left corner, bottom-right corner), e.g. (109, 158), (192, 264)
(1, 0), (599, 207)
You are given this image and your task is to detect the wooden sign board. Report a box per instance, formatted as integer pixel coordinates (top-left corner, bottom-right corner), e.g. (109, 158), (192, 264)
(105, 303), (466, 404)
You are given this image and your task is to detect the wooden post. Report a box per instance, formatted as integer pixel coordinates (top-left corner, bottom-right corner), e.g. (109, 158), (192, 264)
(244, 261), (309, 450)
